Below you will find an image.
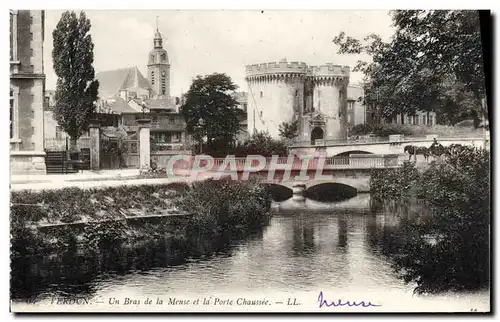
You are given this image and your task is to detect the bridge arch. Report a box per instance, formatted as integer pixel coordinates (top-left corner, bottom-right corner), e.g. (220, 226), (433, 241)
(262, 183), (293, 202)
(303, 182), (358, 202)
(334, 150), (374, 157)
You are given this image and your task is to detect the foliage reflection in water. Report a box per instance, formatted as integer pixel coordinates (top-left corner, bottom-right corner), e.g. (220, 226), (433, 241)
(11, 194), (488, 304)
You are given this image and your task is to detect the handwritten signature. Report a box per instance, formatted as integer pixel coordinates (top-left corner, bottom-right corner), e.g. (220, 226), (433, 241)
(318, 291), (381, 308)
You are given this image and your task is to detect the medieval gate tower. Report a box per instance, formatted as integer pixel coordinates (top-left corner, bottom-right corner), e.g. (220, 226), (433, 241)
(246, 59), (350, 144)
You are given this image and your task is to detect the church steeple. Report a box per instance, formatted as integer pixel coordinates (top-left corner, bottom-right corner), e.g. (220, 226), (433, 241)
(148, 16), (170, 98)
(154, 16), (163, 48)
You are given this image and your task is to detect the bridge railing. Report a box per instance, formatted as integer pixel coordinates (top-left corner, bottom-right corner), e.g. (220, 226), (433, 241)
(201, 155), (401, 172)
(291, 134), (487, 149)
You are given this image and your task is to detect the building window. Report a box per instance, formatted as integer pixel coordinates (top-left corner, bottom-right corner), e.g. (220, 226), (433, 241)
(10, 10), (18, 62)
(414, 115), (419, 125)
(151, 54), (154, 62)
(422, 115), (427, 125)
(429, 115), (433, 126)
(295, 90), (299, 97)
(161, 53), (166, 62)
(150, 71), (155, 85)
(172, 132), (181, 143)
(10, 91), (14, 139)
(260, 91), (263, 98)
(347, 101), (355, 111)
(10, 86), (19, 140)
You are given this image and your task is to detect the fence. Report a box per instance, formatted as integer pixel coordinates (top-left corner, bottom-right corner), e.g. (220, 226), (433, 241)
(44, 137), (91, 151)
(194, 155), (400, 172)
(121, 139), (140, 168)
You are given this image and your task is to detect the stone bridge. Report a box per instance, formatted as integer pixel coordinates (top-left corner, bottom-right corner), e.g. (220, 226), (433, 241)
(200, 154), (402, 201)
(290, 136), (488, 157)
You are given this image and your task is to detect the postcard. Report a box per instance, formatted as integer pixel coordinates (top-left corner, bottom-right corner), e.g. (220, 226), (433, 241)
(9, 9), (491, 313)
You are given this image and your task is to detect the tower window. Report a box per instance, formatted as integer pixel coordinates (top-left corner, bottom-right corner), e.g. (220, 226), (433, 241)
(161, 76), (166, 95)
(151, 54), (154, 62)
(295, 90), (299, 97)
(161, 53), (166, 62)
(260, 91), (263, 98)
(150, 71), (155, 85)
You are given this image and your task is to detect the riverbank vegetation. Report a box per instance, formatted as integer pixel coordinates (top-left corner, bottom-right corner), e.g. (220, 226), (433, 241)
(10, 179), (272, 259)
(349, 123), (485, 138)
(370, 147), (490, 294)
(202, 131), (288, 157)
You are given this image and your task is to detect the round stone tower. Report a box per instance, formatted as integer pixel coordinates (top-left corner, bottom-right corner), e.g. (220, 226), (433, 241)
(245, 58), (307, 139)
(303, 64), (350, 143)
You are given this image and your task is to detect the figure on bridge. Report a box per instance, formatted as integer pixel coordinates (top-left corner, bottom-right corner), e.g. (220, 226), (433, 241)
(428, 138), (447, 160)
(404, 145), (429, 162)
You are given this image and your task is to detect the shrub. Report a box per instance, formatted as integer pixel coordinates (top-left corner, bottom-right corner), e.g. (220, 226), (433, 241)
(202, 131), (288, 157)
(371, 147), (490, 294)
(174, 178), (272, 237)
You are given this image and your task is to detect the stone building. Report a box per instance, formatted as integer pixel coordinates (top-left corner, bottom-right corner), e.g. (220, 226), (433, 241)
(91, 26), (190, 151)
(346, 84), (365, 129)
(10, 10), (46, 174)
(246, 59), (350, 145)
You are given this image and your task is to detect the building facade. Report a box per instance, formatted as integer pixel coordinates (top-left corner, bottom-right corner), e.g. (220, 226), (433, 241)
(10, 10), (46, 174)
(246, 59), (350, 144)
(90, 26), (190, 150)
(346, 84), (365, 129)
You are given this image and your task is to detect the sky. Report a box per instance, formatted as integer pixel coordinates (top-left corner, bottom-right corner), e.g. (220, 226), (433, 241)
(43, 10), (395, 96)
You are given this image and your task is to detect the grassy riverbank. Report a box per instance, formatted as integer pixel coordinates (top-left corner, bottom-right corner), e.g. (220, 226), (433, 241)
(10, 179), (272, 258)
(369, 147), (490, 294)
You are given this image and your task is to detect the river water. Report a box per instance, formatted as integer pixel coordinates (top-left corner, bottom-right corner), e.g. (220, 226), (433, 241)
(11, 194), (489, 312)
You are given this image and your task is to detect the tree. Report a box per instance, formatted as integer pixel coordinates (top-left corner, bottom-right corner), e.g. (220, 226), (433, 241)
(278, 120), (299, 142)
(181, 73), (241, 150)
(52, 11), (99, 149)
(333, 10), (486, 126)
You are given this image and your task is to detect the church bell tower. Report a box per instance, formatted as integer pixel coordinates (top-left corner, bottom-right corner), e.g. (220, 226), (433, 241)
(147, 18), (170, 98)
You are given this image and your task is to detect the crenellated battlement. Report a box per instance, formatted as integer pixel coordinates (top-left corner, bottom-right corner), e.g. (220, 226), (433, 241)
(306, 64), (350, 77)
(246, 60), (350, 79)
(246, 60), (308, 77)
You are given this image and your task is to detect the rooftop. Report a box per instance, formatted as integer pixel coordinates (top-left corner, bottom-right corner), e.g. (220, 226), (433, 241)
(96, 66), (152, 99)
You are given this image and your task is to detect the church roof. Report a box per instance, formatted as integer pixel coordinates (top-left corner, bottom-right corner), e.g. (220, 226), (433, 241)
(96, 66), (152, 99)
(145, 98), (176, 110)
(100, 97), (137, 114)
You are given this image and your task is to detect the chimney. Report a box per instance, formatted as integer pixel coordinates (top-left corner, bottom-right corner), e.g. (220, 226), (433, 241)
(120, 90), (128, 101)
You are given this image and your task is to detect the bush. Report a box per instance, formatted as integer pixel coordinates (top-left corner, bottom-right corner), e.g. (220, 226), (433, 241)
(10, 180), (271, 253)
(350, 123), (414, 137)
(350, 122), (484, 138)
(371, 147), (490, 294)
(174, 178), (272, 237)
(201, 131), (288, 157)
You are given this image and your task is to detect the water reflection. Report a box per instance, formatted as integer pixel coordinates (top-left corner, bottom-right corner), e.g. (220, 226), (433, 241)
(12, 196), (454, 302)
